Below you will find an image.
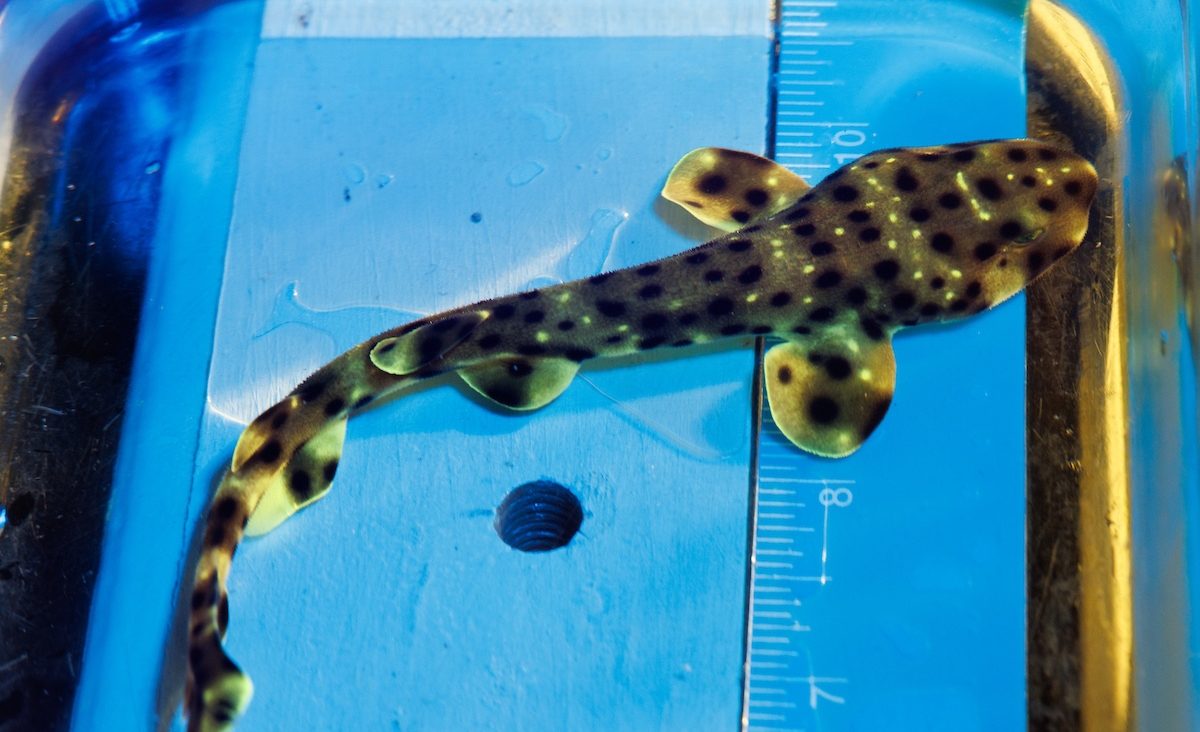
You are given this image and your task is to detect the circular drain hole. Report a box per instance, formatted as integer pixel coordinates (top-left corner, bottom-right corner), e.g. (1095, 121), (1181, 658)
(494, 480), (583, 552)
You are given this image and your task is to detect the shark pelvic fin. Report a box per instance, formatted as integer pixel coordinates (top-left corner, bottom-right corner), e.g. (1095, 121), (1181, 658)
(243, 415), (348, 536)
(662, 147), (810, 232)
(370, 311), (488, 375)
(763, 337), (895, 458)
(459, 356), (580, 410)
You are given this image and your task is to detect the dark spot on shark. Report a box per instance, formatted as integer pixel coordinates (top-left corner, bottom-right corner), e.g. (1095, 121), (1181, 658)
(931, 232), (955, 254)
(686, 251), (709, 265)
(296, 377), (328, 403)
(324, 397), (345, 417)
(824, 356), (852, 380)
(846, 286), (867, 306)
(1020, 175), (1037, 188)
(859, 227), (881, 243)
(811, 241), (834, 256)
(1064, 180), (1083, 197)
(751, 325), (772, 335)
(637, 264), (661, 277)
(847, 210), (871, 223)
(523, 310), (544, 324)
(720, 324), (746, 336)
(728, 239), (753, 252)
(494, 303), (516, 319)
(792, 324), (812, 335)
(965, 281), (983, 298)
(910, 207), (931, 222)
(639, 336), (667, 350)
(999, 220), (1023, 240)
(323, 460), (339, 482)
(1038, 197), (1058, 212)
(808, 395), (840, 424)
(952, 149), (976, 162)
(930, 277), (945, 290)
(639, 284), (663, 299)
(289, 470), (314, 502)
(974, 242), (998, 261)
(745, 188), (769, 206)
(1038, 148), (1058, 161)
(920, 303), (941, 317)
(557, 320), (575, 331)
(860, 317), (885, 340)
(873, 259), (900, 281)
(976, 178), (1003, 201)
(1007, 148), (1028, 162)
(770, 292), (792, 307)
(565, 348), (595, 362)
(672, 339), (693, 347)
(708, 297), (735, 317)
(705, 270), (724, 283)
(833, 185), (859, 202)
(777, 365), (792, 384)
(596, 300), (626, 317)
(214, 497), (240, 521)
(949, 299), (969, 312)
(785, 206), (811, 221)
(815, 270), (842, 288)
(938, 192), (962, 210)
(478, 333), (502, 349)
(895, 168), (919, 191)
(793, 223), (817, 236)
(698, 174), (727, 194)
(679, 312), (700, 326)
(256, 440), (283, 465)
(738, 265), (763, 284)
(517, 344), (546, 356)
(809, 307), (836, 322)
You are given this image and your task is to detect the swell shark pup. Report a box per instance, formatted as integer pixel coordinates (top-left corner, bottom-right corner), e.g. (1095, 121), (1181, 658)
(183, 139), (1097, 730)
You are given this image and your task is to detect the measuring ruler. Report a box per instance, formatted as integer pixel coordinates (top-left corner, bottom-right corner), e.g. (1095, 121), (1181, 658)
(742, 1), (1030, 730)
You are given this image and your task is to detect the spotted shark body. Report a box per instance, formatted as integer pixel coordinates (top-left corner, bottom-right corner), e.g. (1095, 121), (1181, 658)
(183, 139), (1097, 730)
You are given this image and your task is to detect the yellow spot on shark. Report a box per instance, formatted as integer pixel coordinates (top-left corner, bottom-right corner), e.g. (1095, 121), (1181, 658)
(617, 324), (630, 333)
(911, 229), (922, 239)
(834, 227), (845, 236)
(803, 264), (816, 274)
(558, 292), (572, 303)
(887, 239), (898, 250)
(582, 315), (593, 325)
(803, 296), (814, 304)
(536, 331), (550, 343)
(770, 238), (783, 247)
(913, 270), (924, 280)
(888, 212), (898, 223)
(951, 269), (963, 279)
(956, 171), (969, 191)
(859, 368), (873, 381)
(746, 293), (759, 303)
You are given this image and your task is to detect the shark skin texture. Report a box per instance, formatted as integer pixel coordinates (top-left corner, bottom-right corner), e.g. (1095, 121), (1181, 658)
(181, 139), (1097, 731)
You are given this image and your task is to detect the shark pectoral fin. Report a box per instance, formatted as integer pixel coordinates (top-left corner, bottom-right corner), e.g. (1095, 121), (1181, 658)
(662, 147), (810, 232)
(459, 356), (580, 410)
(370, 311), (489, 376)
(763, 338), (896, 458)
(244, 416), (347, 536)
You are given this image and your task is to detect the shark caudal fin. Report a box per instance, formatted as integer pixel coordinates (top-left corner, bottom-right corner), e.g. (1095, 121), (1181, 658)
(763, 337), (896, 458)
(186, 474), (256, 732)
(662, 147), (811, 231)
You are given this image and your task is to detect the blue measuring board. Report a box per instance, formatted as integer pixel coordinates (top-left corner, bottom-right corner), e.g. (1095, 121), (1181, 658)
(743, 1), (1029, 730)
